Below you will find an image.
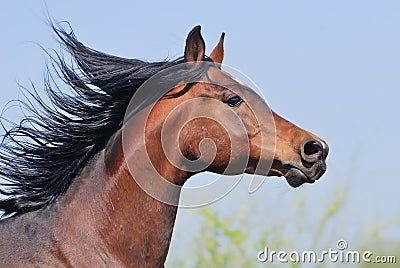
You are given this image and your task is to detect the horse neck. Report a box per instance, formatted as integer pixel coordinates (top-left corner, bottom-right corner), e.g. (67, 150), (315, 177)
(54, 125), (189, 266)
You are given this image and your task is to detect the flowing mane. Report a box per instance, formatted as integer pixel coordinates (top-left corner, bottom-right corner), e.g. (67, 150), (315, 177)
(0, 24), (210, 218)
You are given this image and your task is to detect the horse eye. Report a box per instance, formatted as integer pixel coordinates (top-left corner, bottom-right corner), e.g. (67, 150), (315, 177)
(226, 95), (243, 107)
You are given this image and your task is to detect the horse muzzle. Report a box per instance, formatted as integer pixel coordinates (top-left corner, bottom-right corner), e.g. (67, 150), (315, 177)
(283, 139), (329, 188)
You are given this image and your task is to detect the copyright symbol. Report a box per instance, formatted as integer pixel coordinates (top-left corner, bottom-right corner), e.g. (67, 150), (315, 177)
(336, 239), (348, 250)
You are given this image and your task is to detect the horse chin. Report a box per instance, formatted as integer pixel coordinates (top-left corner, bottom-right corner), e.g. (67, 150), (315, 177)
(284, 168), (314, 188)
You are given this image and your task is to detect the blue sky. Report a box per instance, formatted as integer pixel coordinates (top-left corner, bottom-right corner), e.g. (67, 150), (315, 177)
(1, 0), (399, 264)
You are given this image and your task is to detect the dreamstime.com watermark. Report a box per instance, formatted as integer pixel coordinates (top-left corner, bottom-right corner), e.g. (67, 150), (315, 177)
(257, 239), (397, 264)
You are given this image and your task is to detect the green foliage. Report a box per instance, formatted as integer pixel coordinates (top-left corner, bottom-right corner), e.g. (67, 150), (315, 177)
(166, 188), (399, 268)
(184, 209), (253, 268)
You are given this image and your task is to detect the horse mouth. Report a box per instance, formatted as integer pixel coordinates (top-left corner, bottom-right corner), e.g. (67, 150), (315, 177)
(282, 165), (326, 188)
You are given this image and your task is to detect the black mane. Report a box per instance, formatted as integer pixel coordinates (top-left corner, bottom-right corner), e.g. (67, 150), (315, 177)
(0, 24), (211, 218)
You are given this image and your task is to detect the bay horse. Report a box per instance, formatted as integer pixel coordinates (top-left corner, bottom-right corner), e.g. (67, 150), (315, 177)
(0, 25), (328, 267)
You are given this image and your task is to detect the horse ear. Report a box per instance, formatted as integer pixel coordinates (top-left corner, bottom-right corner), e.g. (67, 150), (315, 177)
(184, 25), (205, 62)
(209, 32), (225, 64)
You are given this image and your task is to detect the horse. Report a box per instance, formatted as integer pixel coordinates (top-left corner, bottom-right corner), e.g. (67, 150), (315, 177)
(0, 25), (328, 267)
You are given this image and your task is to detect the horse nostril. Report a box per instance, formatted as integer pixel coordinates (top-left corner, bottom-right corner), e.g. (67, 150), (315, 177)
(301, 140), (323, 163)
(303, 140), (322, 156)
